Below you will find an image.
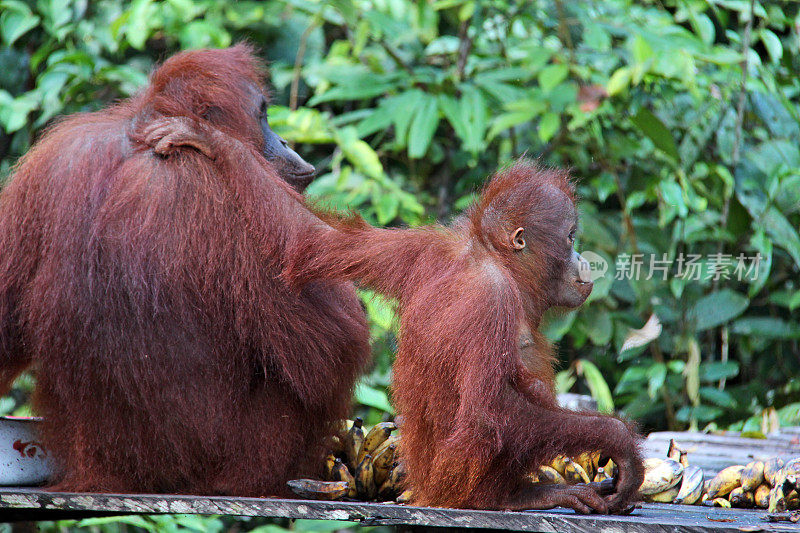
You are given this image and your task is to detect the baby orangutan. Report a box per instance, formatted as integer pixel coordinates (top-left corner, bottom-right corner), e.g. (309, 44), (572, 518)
(142, 117), (644, 514)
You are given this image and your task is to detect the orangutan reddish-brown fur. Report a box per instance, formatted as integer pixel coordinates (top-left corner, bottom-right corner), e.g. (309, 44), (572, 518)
(135, 118), (645, 512)
(282, 161), (645, 513)
(0, 45), (370, 496)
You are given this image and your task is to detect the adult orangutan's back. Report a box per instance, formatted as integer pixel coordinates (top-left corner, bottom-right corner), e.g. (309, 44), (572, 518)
(0, 45), (371, 495)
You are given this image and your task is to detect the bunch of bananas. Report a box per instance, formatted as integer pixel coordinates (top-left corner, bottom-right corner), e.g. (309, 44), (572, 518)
(702, 457), (800, 511)
(287, 418), (411, 503)
(639, 441), (704, 505)
(640, 439), (800, 511)
(530, 451), (616, 486)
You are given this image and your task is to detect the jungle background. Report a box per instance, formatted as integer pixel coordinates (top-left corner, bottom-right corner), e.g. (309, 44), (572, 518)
(0, 0), (798, 531)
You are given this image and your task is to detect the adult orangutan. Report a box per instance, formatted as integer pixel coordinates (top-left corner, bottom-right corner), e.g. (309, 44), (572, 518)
(137, 111), (645, 513)
(282, 161), (645, 513)
(0, 45), (371, 496)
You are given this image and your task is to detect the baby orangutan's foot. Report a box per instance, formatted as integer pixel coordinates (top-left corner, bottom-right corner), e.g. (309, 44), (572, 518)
(507, 483), (609, 515)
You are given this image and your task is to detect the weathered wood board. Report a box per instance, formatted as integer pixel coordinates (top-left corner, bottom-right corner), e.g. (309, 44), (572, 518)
(0, 488), (798, 532)
(644, 429), (800, 477)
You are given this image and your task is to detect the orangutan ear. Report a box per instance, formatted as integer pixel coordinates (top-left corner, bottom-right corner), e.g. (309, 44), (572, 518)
(511, 227), (526, 250)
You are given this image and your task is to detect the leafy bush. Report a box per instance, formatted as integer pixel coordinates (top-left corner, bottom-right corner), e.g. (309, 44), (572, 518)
(1, 0), (799, 437)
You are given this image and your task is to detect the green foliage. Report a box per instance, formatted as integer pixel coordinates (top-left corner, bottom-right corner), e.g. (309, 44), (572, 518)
(1, 0), (798, 450)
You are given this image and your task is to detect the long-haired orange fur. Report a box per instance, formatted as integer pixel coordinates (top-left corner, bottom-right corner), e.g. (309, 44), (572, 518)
(284, 160), (644, 512)
(0, 45), (371, 496)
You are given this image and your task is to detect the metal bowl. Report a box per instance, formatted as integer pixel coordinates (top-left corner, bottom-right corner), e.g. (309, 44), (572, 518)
(0, 416), (53, 485)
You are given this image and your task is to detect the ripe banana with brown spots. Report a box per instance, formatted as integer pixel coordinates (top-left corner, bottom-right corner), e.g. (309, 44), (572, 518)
(287, 479), (350, 500)
(333, 458), (357, 498)
(358, 422), (397, 464)
(345, 417), (365, 470)
(355, 454), (377, 500)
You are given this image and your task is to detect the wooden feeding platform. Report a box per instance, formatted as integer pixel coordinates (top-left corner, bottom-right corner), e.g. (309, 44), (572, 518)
(0, 488), (799, 532)
(644, 427), (800, 478)
(0, 428), (798, 531)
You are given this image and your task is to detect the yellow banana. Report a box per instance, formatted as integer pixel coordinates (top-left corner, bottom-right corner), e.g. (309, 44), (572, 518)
(783, 457), (800, 480)
(345, 417), (365, 470)
(377, 473), (395, 500)
(355, 454), (377, 500)
(377, 465), (403, 501)
(373, 441), (397, 470)
(768, 483), (786, 513)
(287, 479), (349, 501)
(679, 452), (689, 468)
(373, 443), (397, 487)
(550, 455), (570, 476)
(576, 452), (596, 479)
(563, 458), (591, 484)
(537, 465), (567, 484)
(639, 458), (683, 495)
(323, 453), (336, 481)
(673, 465), (704, 505)
(667, 439), (682, 461)
(333, 458), (357, 498)
(358, 422), (397, 464)
(728, 487), (754, 508)
(371, 435), (399, 461)
(646, 484), (680, 503)
(754, 483), (771, 508)
(705, 465), (744, 499)
(602, 458), (617, 478)
(787, 493), (800, 510)
(740, 460), (764, 492)
(712, 497), (731, 508)
(396, 489), (413, 503)
(764, 457), (784, 486)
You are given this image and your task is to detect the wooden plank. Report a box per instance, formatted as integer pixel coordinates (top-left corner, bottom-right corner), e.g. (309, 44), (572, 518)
(0, 488), (798, 532)
(644, 431), (800, 477)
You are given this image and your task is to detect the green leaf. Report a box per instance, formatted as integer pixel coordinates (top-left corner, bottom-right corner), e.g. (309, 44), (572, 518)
(631, 108), (679, 162)
(390, 90), (425, 148)
(751, 92), (800, 138)
(688, 289), (749, 331)
(646, 363), (666, 399)
(541, 309), (576, 341)
(676, 405), (723, 423)
(438, 87), (486, 154)
(0, 91), (38, 133)
(615, 366), (647, 395)
(336, 127), (383, 179)
(731, 317), (800, 339)
(699, 387), (737, 408)
(407, 94), (439, 158)
(575, 359), (614, 413)
(179, 20), (231, 49)
(538, 64), (569, 92)
(699, 361), (739, 382)
(0, 0), (40, 46)
(760, 29), (782, 63)
(555, 369), (576, 395)
(361, 290), (396, 331)
(126, 0), (155, 50)
(606, 67), (631, 96)
(354, 382), (394, 413)
(659, 181), (687, 218)
(373, 190), (399, 225)
(538, 112), (559, 142)
(581, 306), (612, 346)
